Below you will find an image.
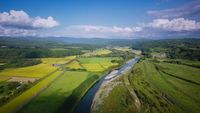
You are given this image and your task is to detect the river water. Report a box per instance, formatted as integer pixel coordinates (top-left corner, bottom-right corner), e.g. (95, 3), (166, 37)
(73, 56), (140, 113)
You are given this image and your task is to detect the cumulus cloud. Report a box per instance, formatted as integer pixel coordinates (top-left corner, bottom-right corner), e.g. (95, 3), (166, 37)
(147, 0), (200, 18)
(0, 10), (59, 29)
(148, 18), (200, 32)
(63, 25), (142, 38)
(0, 10), (59, 36)
(32, 16), (59, 28)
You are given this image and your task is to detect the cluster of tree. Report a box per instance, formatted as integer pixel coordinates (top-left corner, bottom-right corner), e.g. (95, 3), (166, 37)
(65, 67), (87, 71)
(0, 48), (82, 59)
(166, 47), (200, 60)
(0, 81), (32, 105)
(0, 59), (42, 70)
(1, 37), (200, 61)
(132, 39), (200, 61)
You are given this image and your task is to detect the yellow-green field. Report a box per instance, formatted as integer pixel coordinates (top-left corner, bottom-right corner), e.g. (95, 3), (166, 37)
(82, 49), (112, 57)
(66, 60), (83, 69)
(0, 70), (63, 113)
(132, 49), (142, 55)
(0, 56), (75, 78)
(42, 56), (76, 64)
(114, 47), (131, 52)
(82, 64), (104, 72)
(0, 63), (58, 78)
(0, 76), (10, 82)
(78, 57), (119, 72)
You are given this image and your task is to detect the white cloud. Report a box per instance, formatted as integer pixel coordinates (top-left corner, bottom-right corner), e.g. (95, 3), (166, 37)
(148, 18), (200, 32)
(0, 10), (59, 36)
(0, 10), (59, 29)
(63, 25), (142, 38)
(32, 16), (59, 28)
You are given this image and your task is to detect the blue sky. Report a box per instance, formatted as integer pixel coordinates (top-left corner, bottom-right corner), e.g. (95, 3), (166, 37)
(0, 0), (199, 38)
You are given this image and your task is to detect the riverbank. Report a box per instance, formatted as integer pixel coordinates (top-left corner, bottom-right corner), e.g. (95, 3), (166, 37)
(91, 57), (140, 113)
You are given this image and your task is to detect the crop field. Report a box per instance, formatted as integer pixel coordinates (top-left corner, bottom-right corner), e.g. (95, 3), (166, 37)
(66, 60), (83, 69)
(0, 77), (10, 82)
(0, 63), (58, 78)
(128, 60), (200, 113)
(156, 62), (200, 84)
(0, 56), (75, 78)
(41, 56), (76, 65)
(82, 49), (112, 57)
(78, 57), (119, 72)
(179, 60), (200, 67)
(162, 59), (200, 68)
(0, 70), (63, 113)
(19, 71), (89, 113)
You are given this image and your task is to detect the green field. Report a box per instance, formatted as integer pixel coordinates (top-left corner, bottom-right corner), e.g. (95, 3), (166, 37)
(19, 71), (89, 113)
(129, 60), (200, 113)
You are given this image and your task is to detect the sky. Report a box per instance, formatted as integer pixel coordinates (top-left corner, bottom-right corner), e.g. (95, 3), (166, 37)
(0, 0), (200, 38)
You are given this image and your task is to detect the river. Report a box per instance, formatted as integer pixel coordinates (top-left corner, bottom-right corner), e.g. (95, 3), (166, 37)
(73, 56), (140, 113)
